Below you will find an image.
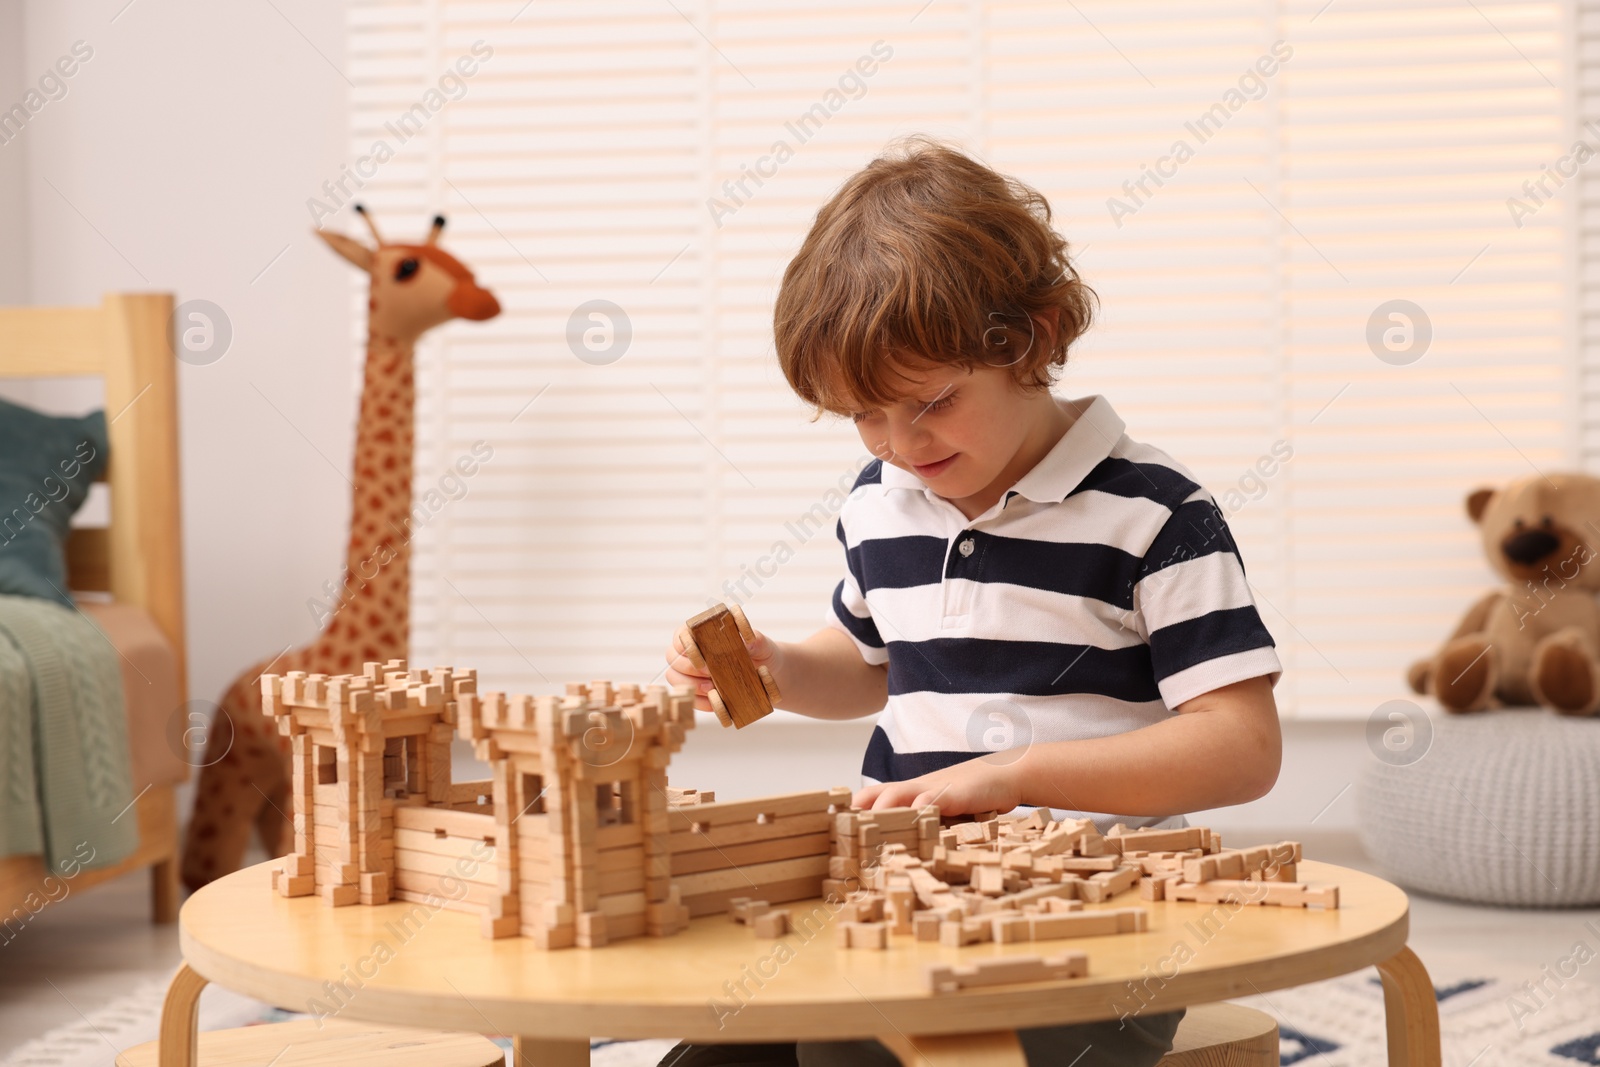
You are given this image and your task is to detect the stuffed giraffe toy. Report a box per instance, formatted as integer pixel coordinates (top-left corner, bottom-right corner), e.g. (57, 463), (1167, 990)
(180, 207), (500, 890)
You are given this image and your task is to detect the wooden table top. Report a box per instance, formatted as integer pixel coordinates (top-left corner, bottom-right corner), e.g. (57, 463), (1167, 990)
(180, 859), (1408, 1043)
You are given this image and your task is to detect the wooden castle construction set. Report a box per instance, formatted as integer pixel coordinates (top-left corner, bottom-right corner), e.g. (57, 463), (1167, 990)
(262, 658), (859, 946)
(262, 658), (1339, 966)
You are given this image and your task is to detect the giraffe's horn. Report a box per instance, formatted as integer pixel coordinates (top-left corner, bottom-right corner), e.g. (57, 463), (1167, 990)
(427, 214), (446, 246)
(353, 203), (384, 246)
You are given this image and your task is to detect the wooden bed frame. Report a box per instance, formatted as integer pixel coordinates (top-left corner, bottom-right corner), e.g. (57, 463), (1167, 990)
(0, 292), (187, 925)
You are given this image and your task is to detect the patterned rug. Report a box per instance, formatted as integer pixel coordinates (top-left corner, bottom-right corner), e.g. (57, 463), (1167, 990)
(5, 955), (1599, 1067)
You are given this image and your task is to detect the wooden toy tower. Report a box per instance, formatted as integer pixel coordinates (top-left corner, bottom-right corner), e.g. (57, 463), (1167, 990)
(453, 678), (697, 947)
(262, 659), (466, 908)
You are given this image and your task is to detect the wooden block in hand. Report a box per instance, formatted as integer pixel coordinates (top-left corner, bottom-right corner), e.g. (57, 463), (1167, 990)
(686, 603), (776, 729)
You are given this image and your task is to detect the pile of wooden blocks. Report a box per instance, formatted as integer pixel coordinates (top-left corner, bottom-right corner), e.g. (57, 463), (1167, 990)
(266, 661), (468, 908)
(727, 807), (1338, 993)
(824, 805), (941, 894)
(823, 808), (1169, 954)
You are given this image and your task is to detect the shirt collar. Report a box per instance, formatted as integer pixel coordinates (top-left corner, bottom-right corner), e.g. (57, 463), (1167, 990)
(878, 394), (1126, 508)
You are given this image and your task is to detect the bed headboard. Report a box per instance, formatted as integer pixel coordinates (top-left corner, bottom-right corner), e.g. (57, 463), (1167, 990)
(0, 293), (186, 700)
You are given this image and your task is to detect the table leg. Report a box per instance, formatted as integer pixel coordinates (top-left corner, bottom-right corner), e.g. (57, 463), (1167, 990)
(1375, 945), (1442, 1067)
(511, 1035), (590, 1067)
(880, 1030), (1025, 1067)
(156, 963), (209, 1067)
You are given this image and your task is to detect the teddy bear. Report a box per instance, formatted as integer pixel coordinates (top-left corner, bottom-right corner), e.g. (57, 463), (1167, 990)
(1408, 472), (1600, 715)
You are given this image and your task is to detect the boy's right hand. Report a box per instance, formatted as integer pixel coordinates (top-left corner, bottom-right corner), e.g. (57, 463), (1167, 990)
(664, 612), (782, 714)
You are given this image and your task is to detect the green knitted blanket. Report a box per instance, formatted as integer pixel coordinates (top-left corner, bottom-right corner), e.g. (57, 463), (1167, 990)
(0, 594), (138, 873)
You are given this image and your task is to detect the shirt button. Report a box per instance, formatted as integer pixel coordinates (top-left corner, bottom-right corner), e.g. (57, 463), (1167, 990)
(958, 538), (975, 557)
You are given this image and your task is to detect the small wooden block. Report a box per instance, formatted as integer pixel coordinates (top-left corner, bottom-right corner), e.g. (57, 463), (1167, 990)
(576, 910), (609, 948)
(925, 951), (1088, 994)
(992, 914), (1032, 943)
(753, 910), (790, 938)
(972, 865), (1006, 896)
(321, 883), (359, 907)
(838, 921), (888, 949)
(913, 913), (942, 941)
(846, 894), (884, 923)
(1082, 865), (1140, 901)
(359, 871), (390, 899)
(939, 919), (985, 947)
(730, 898), (772, 925)
(1026, 906), (1146, 941)
(1169, 879), (1339, 909)
(887, 886), (916, 936)
(481, 914), (519, 939)
(277, 873), (315, 898)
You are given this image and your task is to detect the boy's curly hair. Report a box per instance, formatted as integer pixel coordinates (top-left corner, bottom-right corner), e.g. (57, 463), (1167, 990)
(774, 135), (1097, 419)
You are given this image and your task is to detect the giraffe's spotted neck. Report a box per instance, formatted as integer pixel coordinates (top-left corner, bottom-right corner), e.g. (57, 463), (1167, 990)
(311, 330), (416, 667)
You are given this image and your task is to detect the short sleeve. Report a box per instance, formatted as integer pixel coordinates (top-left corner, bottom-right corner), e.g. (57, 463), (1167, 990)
(827, 514), (889, 666)
(1132, 490), (1281, 709)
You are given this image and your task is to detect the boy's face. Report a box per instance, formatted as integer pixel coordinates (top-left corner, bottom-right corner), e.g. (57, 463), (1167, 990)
(839, 357), (1056, 514)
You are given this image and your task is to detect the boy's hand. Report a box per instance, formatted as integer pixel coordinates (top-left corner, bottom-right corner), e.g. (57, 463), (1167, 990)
(853, 754), (1022, 816)
(664, 614), (783, 714)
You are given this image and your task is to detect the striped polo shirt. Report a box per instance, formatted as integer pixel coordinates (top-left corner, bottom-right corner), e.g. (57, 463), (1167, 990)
(826, 393), (1283, 831)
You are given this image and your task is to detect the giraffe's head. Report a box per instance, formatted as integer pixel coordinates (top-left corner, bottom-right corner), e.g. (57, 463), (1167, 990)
(316, 206), (501, 343)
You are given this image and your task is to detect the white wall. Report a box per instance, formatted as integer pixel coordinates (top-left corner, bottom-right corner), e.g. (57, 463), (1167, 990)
(12, 0), (354, 709)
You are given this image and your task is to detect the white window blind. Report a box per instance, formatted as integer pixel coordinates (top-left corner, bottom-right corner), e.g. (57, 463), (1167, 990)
(345, 0), (1576, 720)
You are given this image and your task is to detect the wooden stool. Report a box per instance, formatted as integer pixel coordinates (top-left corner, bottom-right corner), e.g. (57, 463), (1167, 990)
(1158, 1003), (1278, 1066)
(115, 1018), (505, 1067)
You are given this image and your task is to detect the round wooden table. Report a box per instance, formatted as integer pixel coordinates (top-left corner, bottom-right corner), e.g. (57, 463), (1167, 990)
(168, 859), (1441, 1066)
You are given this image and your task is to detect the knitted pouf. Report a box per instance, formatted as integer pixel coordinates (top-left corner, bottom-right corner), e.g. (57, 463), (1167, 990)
(1356, 706), (1600, 907)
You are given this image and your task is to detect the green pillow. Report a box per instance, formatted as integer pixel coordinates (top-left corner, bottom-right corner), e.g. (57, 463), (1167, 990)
(0, 398), (109, 607)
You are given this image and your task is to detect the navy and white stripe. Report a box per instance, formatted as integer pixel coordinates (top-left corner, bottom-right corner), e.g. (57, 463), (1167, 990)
(827, 393), (1282, 831)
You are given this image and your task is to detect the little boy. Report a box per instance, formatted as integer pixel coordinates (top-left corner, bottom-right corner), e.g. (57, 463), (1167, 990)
(661, 136), (1283, 1067)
